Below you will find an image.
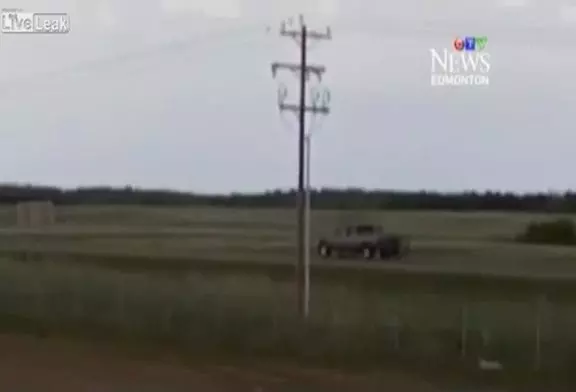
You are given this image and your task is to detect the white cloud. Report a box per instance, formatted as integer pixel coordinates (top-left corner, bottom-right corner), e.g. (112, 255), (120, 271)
(161, 0), (196, 13)
(496, 0), (529, 7)
(96, 0), (117, 28)
(317, 0), (340, 18)
(161, 0), (242, 19)
(201, 0), (242, 19)
(559, 5), (576, 23)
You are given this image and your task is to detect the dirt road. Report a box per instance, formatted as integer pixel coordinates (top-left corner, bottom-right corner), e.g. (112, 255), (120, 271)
(0, 334), (448, 392)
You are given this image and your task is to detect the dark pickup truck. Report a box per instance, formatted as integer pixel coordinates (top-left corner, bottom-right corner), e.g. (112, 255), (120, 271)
(316, 224), (410, 260)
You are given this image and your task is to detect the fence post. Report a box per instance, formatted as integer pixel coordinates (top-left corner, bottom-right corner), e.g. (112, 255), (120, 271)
(116, 278), (125, 327)
(535, 294), (546, 371)
(73, 286), (83, 320)
(35, 277), (45, 319)
(461, 302), (468, 358)
(162, 293), (173, 334)
(481, 328), (491, 360)
(389, 315), (401, 351)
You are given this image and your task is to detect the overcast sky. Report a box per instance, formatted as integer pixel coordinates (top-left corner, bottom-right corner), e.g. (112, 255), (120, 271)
(0, 0), (574, 193)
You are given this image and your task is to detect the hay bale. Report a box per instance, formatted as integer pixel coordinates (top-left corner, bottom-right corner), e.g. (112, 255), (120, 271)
(15, 201), (55, 228)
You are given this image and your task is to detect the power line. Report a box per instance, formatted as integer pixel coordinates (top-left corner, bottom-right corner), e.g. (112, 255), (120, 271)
(271, 15), (331, 319)
(0, 24), (266, 92)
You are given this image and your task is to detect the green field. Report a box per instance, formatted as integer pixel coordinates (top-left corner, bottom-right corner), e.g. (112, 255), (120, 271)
(3, 206), (576, 273)
(0, 205), (576, 379)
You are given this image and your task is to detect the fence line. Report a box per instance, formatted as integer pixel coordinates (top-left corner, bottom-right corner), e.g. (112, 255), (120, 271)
(0, 262), (574, 373)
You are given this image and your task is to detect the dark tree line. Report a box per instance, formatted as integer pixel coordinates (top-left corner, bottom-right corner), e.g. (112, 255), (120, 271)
(2, 184), (576, 212)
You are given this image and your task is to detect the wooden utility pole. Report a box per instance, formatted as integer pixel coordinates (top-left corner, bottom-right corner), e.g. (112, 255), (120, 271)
(271, 15), (331, 318)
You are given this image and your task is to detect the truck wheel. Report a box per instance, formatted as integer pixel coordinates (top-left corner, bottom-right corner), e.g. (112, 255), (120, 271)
(318, 244), (332, 258)
(378, 247), (391, 260)
(362, 247), (375, 260)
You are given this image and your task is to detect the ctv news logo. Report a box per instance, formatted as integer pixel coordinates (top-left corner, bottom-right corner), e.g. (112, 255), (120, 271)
(430, 36), (490, 87)
(1, 9), (70, 34)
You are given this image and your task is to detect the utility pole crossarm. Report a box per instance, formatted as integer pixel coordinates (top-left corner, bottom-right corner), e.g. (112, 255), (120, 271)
(271, 62), (326, 80)
(279, 104), (330, 114)
(280, 24), (332, 41)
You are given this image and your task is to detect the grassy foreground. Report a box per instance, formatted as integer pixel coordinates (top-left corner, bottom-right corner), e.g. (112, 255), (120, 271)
(0, 206), (575, 380)
(0, 256), (573, 377)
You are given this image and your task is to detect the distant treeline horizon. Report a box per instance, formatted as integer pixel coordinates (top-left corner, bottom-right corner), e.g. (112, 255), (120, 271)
(2, 183), (576, 213)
